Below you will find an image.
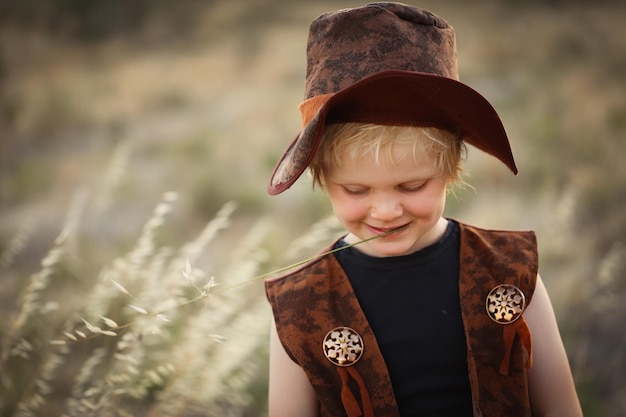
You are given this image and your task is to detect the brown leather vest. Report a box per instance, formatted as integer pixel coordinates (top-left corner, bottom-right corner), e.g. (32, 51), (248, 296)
(266, 221), (537, 417)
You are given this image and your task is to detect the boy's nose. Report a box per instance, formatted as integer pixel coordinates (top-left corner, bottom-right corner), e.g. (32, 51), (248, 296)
(370, 197), (402, 220)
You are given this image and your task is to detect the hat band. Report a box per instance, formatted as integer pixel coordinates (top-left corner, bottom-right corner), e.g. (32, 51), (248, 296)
(299, 93), (333, 127)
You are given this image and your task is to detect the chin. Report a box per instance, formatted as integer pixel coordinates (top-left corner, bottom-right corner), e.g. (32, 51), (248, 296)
(367, 241), (415, 258)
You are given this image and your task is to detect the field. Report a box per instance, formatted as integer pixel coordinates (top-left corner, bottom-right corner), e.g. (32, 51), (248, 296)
(1, 1), (625, 416)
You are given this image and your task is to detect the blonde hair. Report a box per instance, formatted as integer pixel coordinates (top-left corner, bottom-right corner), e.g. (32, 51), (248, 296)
(309, 123), (466, 189)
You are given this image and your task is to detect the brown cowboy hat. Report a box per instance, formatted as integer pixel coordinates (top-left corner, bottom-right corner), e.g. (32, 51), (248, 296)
(268, 2), (517, 195)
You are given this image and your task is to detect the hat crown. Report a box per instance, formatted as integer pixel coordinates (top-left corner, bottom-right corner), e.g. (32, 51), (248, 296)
(267, 3), (517, 195)
(304, 2), (459, 99)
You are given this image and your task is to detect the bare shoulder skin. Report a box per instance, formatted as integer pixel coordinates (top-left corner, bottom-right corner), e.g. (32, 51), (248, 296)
(268, 320), (318, 417)
(525, 275), (583, 417)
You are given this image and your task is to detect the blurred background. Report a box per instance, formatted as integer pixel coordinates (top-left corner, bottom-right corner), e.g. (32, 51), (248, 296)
(0, 0), (624, 416)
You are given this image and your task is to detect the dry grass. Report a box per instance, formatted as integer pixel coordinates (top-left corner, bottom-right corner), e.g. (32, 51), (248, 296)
(1, 1), (625, 416)
(0, 179), (344, 416)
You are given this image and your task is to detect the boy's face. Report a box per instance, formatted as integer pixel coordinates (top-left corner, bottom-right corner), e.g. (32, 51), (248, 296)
(324, 142), (449, 257)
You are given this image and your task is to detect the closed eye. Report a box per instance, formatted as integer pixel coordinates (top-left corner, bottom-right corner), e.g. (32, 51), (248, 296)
(342, 186), (369, 196)
(398, 181), (428, 193)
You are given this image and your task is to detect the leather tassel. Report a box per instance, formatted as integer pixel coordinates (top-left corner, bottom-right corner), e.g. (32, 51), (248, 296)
(499, 317), (533, 375)
(337, 367), (376, 417)
(338, 367), (362, 417)
(347, 367), (375, 417)
(518, 317), (533, 370)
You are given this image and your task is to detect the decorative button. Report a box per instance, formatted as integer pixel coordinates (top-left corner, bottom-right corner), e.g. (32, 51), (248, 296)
(486, 284), (526, 324)
(323, 327), (364, 366)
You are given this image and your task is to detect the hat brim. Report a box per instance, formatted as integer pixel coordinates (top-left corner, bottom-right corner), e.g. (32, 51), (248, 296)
(268, 70), (516, 195)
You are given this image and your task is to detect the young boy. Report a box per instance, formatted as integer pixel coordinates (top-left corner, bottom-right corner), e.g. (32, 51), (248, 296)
(265, 3), (582, 417)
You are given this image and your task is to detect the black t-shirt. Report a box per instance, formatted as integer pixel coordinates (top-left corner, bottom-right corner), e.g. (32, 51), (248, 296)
(333, 220), (473, 417)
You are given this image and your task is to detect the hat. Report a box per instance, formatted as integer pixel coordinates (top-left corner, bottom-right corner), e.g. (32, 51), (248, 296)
(268, 2), (517, 195)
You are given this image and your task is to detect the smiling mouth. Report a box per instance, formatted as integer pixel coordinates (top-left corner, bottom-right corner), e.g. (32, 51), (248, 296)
(369, 223), (410, 236)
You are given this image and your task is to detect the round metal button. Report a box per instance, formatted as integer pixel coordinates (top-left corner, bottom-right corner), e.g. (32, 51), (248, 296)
(323, 326), (364, 366)
(486, 284), (526, 324)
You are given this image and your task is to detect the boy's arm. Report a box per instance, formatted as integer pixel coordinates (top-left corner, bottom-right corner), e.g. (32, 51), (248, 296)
(268, 320), (319, 417)
(525, 275), (583, 417)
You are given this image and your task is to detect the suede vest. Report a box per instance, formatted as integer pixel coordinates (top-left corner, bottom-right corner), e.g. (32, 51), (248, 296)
(266, 222), (538, 417)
